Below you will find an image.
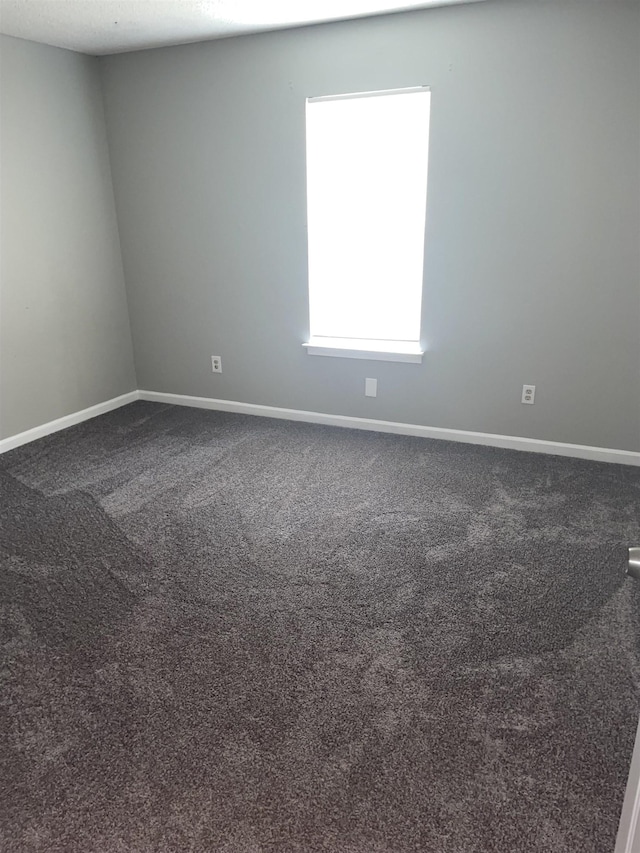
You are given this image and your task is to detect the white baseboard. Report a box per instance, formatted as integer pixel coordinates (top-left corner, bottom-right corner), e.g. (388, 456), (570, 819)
(2, 387), (638, 466)
(139, 390), (640, 467)
(0, 391), (140, 454)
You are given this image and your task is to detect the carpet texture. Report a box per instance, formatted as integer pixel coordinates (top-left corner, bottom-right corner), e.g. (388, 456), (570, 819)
(1, 401), (640, 853)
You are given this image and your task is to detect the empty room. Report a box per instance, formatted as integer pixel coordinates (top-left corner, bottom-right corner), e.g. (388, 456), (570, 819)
(1, 0), (640, 850)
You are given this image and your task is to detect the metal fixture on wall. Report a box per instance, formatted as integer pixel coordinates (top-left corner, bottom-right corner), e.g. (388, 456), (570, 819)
(627, 547), (640, 581)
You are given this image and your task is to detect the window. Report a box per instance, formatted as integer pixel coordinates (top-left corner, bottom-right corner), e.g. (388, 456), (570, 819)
(304, 87), (431, 363)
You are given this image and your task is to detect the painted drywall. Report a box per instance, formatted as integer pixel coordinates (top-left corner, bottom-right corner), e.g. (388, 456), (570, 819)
(100, 0), (640, 451)
(0, 35), (136, 440)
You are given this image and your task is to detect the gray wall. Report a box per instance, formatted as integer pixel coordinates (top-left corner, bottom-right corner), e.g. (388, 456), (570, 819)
(99, 0), (639, 452)
(0, 35), (136, 440)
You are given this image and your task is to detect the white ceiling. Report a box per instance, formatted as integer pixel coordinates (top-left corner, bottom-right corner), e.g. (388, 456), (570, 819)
(0, 0), (484, 55)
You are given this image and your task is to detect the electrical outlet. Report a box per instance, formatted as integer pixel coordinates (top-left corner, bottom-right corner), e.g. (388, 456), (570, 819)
(522, 384), (535, 404)
(211, 356), (222, 374)
(365, 378), (377, 398)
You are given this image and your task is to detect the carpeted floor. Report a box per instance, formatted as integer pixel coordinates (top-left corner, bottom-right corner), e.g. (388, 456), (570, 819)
(1, 401), (640, 852)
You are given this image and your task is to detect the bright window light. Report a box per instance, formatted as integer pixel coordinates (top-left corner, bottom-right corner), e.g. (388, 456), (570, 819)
(305, 87), (431, 356)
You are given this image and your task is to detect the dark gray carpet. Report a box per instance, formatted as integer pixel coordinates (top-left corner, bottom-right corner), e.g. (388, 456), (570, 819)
(1, 401), (640, 853)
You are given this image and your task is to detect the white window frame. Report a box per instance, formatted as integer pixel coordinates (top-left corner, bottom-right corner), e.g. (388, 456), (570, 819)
(303, 86), (431, 364)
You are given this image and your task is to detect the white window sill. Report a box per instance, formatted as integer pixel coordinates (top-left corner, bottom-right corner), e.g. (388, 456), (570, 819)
(303, 337), (424, 363)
